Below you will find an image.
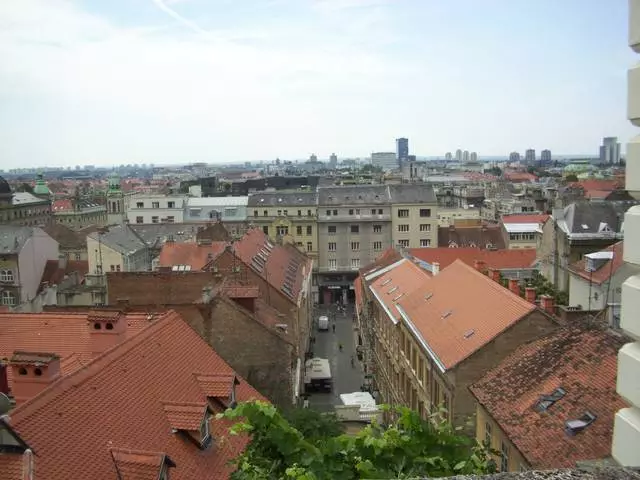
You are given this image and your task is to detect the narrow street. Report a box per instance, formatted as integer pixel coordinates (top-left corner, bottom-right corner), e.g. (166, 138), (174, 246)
(307, 304), (365, 413)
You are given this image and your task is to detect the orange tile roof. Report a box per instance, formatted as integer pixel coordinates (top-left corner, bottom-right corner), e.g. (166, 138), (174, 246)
(501, 214), (549, 225)
(158, 242), (227, 270)
(163, 401), (208, 430)
(7, 310), (265, 480)
(470, 326), (628, 469)
(409, 247), (537, 271)
(231, 228), (312, 303)
(110, 448), (171, 480)
(360, 247), (403, 276)
(568, 241), (624, 285)
(397, 260), (535, 370)
(0, 310), (153, 394)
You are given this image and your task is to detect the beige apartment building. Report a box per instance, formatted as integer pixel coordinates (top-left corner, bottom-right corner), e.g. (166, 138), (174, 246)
(390, 185), (438, 249)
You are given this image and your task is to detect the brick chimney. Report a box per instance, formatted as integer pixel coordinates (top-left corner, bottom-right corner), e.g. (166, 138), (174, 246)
(525, 287), (537, 304)
(431, 262), (440, 276)
(487, 268), (501, 283)
(10, 351), (61, 405)
(88, 311), (127, 357)
(508, 278), (520, 296)
(473, 260), (486, 272)
(540, 295), (555, 315)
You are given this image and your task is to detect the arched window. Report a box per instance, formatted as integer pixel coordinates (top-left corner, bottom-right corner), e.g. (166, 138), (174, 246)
(0, 269), (14, 282)
(1, 290), (16, 306)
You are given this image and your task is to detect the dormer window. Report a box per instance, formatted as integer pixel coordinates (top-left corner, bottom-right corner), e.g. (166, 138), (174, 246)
(534, 387), (566, 412)
(200, 413), (212, 448)
(163, 402), (213, 450)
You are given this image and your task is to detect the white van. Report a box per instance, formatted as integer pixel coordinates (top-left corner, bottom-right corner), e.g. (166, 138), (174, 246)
(318, 315), (329, 331)
(304, 357), (332, 392)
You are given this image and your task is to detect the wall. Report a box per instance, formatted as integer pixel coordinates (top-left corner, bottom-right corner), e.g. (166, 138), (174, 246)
(17, 229), (59, 304)
(0, 254), (20, 307)
(106, 271), (217, 305)
(54, 208), (107, 230)
(87, 236), (123, 274)
(476, 404), (529, 472)
(127, 195), (187, 224)
(437, 207), (481, 227)
(391, 204), (438, 248)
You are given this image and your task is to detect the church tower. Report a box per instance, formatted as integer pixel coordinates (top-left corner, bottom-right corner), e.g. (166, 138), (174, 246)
(106, 173), (125, 225)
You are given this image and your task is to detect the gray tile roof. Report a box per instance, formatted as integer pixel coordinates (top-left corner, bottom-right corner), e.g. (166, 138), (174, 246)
(247, 191), (318, 207)
(318, 185), (390, 205)
(388, 184), (437, 203)
(0, 226), (36, 254)
(561, 201), (637, 234)
(12, 192), (48, 205)
(88, 225), (147, 255)
(129, 224), (201, 246)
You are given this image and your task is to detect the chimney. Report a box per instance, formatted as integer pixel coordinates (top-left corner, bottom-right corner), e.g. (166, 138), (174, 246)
(202, 286), (213, 304)
(58, 254), (67, 270)
(487, 268), (501, 283)
(508, 278), (520, 296)
(525, 287), (537, 304)
(540, 295), (555, 315)
(473, 260), (486, 272)
(88, 311), (127, 357)
(9, 351), (61, 405)
(431, 262), (440, 276)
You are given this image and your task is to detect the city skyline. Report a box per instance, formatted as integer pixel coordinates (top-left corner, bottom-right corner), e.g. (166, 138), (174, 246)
(0, 0), (635, 168)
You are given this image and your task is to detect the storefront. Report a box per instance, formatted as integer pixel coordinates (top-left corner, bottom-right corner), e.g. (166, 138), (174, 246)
(316, 273), (357, 305)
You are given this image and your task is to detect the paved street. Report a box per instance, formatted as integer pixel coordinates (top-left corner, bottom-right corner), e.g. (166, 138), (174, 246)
(307, 304), (365, 412)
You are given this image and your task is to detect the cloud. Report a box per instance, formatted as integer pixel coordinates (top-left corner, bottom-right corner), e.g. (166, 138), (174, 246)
(150, 0), (208, 36)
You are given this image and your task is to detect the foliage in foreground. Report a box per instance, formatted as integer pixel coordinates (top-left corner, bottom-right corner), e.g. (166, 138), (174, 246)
(220, 401), (496, 480)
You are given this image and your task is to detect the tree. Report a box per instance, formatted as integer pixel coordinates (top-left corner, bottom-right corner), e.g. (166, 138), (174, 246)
(282, 407), (345, 444)
(565, 174), (578, 183)
(221, 401), (496, 480)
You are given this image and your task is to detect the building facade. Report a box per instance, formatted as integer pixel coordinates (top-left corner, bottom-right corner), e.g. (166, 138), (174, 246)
(106, 174), (126, 225)
(86, 225), (150, 275)
(389, 185), (438, 249)
(371, 152), (398, 171)
(0, 177), (52, 227)
(127, 194), (188, 224)
(600, 136), (621, 165)
(396, 138), (409, 164)
(53, 199), (107, 230)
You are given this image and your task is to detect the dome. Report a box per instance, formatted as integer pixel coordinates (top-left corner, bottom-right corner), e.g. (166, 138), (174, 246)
(0, 176), (11, 195)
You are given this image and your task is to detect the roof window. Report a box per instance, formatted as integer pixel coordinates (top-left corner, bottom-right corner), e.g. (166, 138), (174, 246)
(381, 279), (391, 286)
(441, 310), (453, 319)
(393, 293), (404, 301)
(463, 329), (475, 339)
(534, 387), (566, 412)
(424, 293), (433, 301)
(387, 286), (398, 294)
(565, 411), (596, 436)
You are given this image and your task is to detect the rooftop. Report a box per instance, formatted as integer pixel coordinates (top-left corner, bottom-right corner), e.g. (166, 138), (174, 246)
(502, 214), (550, 225)
(188, 196), (249, 207)
(88, 225), (147, 255)
(568, 242), (625, 285)
(409, 247), (537, 271)
(42, 223), (100, 249)
(11, 192), (49, 205)
(158, 241), (227, 270)
(438, 224), (507, 249)
(247, 191), (318, 207)
(4, 309), (264, 480)
(0, 225), (37, 254)
(470, 326), (629, 469)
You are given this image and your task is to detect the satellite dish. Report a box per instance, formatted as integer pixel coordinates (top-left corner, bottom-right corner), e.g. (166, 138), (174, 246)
(0, 393), (10, 415)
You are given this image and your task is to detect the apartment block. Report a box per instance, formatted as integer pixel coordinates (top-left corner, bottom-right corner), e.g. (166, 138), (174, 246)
(389, 184), (438, 249)
(127, 194), (188, 224)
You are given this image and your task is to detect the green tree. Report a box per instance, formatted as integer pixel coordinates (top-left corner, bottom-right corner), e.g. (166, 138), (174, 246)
(221, 401), (496, 480)
(283, 407), (345, 445)
(565, 174), (578, 182)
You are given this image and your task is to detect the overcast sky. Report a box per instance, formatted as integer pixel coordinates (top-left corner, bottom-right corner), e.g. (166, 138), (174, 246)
(0, 0), (635, 168)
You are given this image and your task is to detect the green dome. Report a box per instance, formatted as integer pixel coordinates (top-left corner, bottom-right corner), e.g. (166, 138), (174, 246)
(33, 172), (50, 196)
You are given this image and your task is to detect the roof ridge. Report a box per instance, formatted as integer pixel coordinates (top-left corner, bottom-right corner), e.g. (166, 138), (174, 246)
(10, 310), (179, 420)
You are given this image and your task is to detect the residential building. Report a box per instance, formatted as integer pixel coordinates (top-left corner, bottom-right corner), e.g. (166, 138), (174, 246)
(0, 226), (58, 308)
(538, 202), (629, 292)
(127, 194), (188, 224)
(509, 152), (521, 163)
(371, 152), (398, 171)
(247, 192), (318, 265)
(525, 149), (536, 164)
(357, 258), (557, 434)
(396, 137), (409, 164)
(329, 153), (338, 168)
(470, 326), (629, 471)
(0, 177), (52, 227)
(53, 198), (107, 230)
(37, 257), (93, 309)
(463, 150), (470, 162)
(185, 196), (249, 232)
(86, 224), (150, 275)
(541, 149), (552, 164)
(437, 207), (481, 227)
(105, 173), (126, 225)
(470, 152), (478, 162)
(455, 149), (462, 162)
(611, 4), (640, 464)
(445, 152), (453, 161)
(390, 185), (438, 249)
(600, 137), (621, 165)
(42, 223), (98, 261)
(0, 309), (264, 479)
(438, 223), (506, 249)
(501, 214), (549, 249)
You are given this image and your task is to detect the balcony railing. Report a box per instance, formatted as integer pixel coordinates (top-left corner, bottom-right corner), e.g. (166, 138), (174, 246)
(318, 214), (391, 222)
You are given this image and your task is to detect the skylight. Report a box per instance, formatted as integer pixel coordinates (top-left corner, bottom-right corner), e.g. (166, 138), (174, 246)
(387, 286), (398, 294)
(463, 329), (475, 339)
(381, 279), (391, 286)
(424, 293), (433, 301)
(441, 310), (453, 319)
(534, 387), (566, 412)
(565, 411), (596, 436)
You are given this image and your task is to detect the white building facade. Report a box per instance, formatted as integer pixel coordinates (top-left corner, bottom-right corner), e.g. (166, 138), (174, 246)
(371, 152), (398, 171)
(127, 194), (188, 224)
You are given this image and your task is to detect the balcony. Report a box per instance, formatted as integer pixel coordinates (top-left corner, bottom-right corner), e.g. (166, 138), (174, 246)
(318, 213), (390, 222)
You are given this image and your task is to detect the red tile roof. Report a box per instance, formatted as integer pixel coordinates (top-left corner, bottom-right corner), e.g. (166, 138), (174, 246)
(52, 199), (73, 212)
(360, 247), (403, 276)
(7, 309), (265, 480)
(409, 247), (537, 271)
(231, 228), (312, 303)
(39, 259), (89, 292)
(158, 242), (227, 270)
(501, 214), (549, 225)
(470, 326), (628, 469)
(568, 241), (624, 285)
(110, 448), (171, 480)
(504, 172), (538, 182)
(163, 401), (208, 430)
(0, 310), (153, 394)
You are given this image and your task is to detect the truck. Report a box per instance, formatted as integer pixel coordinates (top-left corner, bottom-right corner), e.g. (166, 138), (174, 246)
(303, 357), (332, 392)
(317, 315), (329, 331)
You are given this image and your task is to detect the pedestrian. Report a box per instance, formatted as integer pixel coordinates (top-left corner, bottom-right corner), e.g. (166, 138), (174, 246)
(338, 342), (343, 351)
(350, 355), (355, 368)
(332, 323), (336, 333)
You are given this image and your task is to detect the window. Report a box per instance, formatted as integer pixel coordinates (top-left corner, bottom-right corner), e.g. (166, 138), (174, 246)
(351, 258), (360, 269)
(116, 265), (121, 272)
(328, 225), (336, 234)
(201, 413), (212, 448)
(420, 239), (431, 247)
(420, 224), (431, 232)
(1, 291), (16, 306)
(398, 224), (409, 232)
(373, 241), (382, 250)
(166, 216), (175, 223)
(136, 216), (144, 224)
(74, 253), (81, 261)
(355, 209), (360, 215)
(136, 202), (144, 208)
(349, 209), (354, 215)
(0, 270), (14, 282)
(373, 224), (382, 233)
(254, 210), (258, 217)
(277, 210), (282, 216)
(378, 209), (383, 214)
(333, 209), (338, 215)
(350, 225), (359, 234)
(351, 242), (360, 251)
(276, 226), (289, 236)
(296, 226), (303, 235)
(262, 226), (269, 234)
(398, 209), (409, 217)
(167, 201), (175, 208)
(485, 422), (492, 446)
(420, 208), (431, 217)
(283, 210), (288, 216)
(152, 202), (160, 209)
(326, 209), (331, 216)
(500, 442), (509, 472)
(151, 216), (159, 224)
(297, 210), (302, 217)
(398, 240), (409, 247)
(307, 209), (312, 216)
(306, 226), (312, 235)
(328, 259), (337, 270)
(328, 242), (337, 251)
(307, 242), (313, 252)
(371, 209), (376, 215)
(110, 265), (115, 272)
(263, 210), (268, 216)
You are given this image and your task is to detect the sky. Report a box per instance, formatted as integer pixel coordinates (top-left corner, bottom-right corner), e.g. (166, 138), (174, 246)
(0, 0), (635, 168)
